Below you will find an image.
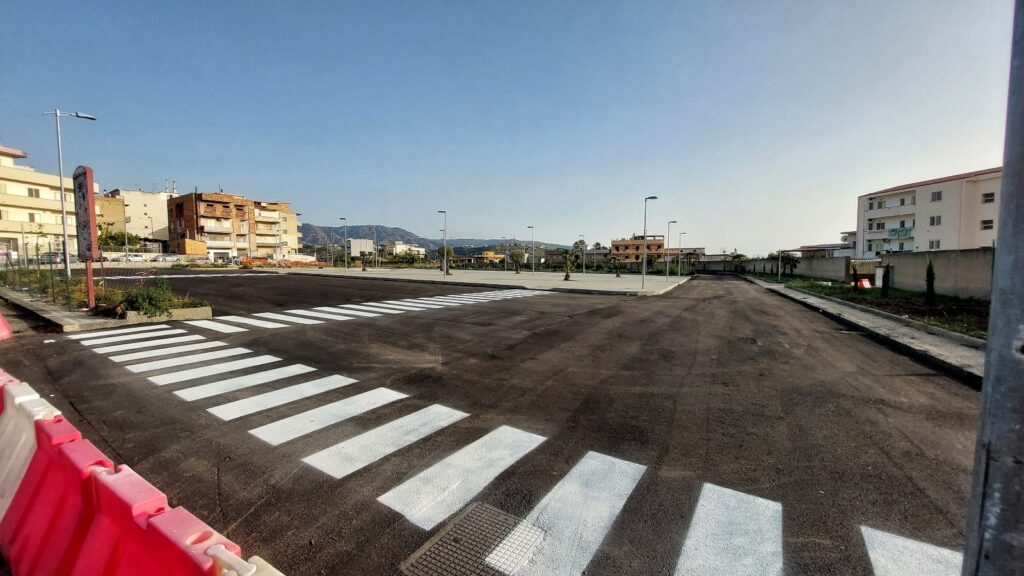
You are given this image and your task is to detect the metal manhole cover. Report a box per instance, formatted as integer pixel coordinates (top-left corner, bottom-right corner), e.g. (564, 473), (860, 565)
(400, 502), (543, 576)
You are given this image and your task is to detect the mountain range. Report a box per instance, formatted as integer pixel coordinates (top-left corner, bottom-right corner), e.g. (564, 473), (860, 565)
(299, 224), (568, 250)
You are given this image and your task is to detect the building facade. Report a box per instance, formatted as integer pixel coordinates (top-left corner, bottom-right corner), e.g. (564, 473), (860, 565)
(0, 145), (100, 260)
(610, 235), (665, 266)
(167, 192), (301, 260)
(856, 168), (1002, 258)
(347, 238), (375, 257)
(107, 188), (177, 241)
(383, 240), (427, 258)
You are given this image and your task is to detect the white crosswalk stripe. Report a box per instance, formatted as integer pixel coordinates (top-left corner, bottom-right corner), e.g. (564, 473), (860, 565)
(207, 374), (357, 421)
(215, 315), (289, 329)
(412, 297), (465, 306)
(323, 306), (381, 318)
(485, 451), (646, 576)
(91, 334), (206, 354)
(149, 355), (280, 385)
(302, 404), (468, 479)
(67, 324), (171, 340)
(378, 425), (545, 530)
(253, 312), (324, 325)
(174, 364), (318, 401)
(861, 527), (962, 576)
(338, 304), (404, 315)
(359, 302), (428, 312)
(287, 309), (356, 321)
(184, 320), (249, 333)
(79, 328), (187, 346)
(673, 483), (783, 576)
(387, 300), (444, 309)
(109, 341), (229, 362)
(125, 348), (252, 373)
(249, 387), (408, 446)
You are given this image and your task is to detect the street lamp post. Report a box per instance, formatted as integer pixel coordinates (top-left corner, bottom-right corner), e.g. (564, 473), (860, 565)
(678, 231), (687, 277)
(501, 236), (507, 271)
(123, 203), (131, 258)
(44, 109), (96, 277)
(579, 235), (586, 274)
(641, 196), (658, 289)
(339, 217), (347, 271)
(527, 225), (535, 273)
(437, 210), (447, 276)
(666, 220), (677, 281)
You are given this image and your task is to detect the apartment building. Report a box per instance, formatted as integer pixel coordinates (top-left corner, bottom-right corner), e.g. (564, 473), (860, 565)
(0, 145), (100, 260)
(347, 238), (376, 257)
(611, 234), (665, 266)
(383, 240), (427, 258)
(107, 188), (177, 241)
(167, 192), (301, 260)
(856, 168), (1002, 258)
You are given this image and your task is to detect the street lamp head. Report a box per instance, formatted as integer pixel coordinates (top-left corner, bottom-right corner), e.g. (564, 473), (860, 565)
(339, 217), (346, 221)
(669, 220), (677, 224)
(438, 210), (446, 214)
(527, 225), (533, 229)
(645, 195), (658, 201)
(73, 112), (97, 121)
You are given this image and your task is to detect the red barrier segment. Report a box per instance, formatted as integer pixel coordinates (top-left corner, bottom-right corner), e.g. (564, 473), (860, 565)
(0, 314), (11, 341)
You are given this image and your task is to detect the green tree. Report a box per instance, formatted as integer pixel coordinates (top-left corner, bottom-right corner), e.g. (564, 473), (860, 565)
(781, 253), (799, 276)
(509, 248), (526, 274)
(881, 265), (892, 298)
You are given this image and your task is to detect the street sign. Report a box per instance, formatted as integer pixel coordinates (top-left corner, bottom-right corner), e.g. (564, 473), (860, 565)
(73, 165), (97, 261)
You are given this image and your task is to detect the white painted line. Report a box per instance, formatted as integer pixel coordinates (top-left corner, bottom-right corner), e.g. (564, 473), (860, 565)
(215, 315), (289, 329)
(861, 527), (962, 576)
(174, 364), (317, 401)
(184, 320), (249, 333)
(91, 334), (205, 354)
(486, 451), (647, 576)
(378, 425), (545, 530)
(324, 306), (381, 318)
(359, 302), (428, 312)
(307, 307), (358, 319)
(67, 324), (171, 340)
(249, 387), (408, 446)
(207, 374), (357, 421)
(110, 341), (229, 363)
(435, 295), (490, 302)
(302, 404), (468, 479)
(125, 348), (252, 373)
(673, 483), (783, 576)
(388, 300), (444, 309)
(252, 312), (324, 325)
(149, 355), (280, 386)
(286, 309), (356, 321)
(415, 297), (465, 306)
(338, 304), (403, 315)
(79, 328), (187, 346)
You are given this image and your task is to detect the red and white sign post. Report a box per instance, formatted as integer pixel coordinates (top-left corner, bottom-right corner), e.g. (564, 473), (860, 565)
(73, 166), (97, 308)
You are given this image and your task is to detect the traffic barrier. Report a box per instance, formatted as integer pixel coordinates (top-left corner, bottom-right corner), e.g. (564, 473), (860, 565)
(0, 314), (11, 341)
(0, 372), (287, 575)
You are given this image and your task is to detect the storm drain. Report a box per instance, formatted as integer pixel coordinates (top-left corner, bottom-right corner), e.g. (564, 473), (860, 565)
(400, 502), (543, 576)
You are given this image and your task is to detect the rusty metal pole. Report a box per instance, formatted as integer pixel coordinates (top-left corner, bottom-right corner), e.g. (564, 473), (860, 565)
(962, 1), (1024, 573)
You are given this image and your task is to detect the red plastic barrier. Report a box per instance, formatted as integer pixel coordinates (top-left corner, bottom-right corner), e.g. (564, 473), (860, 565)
(0, 314), (11, 341)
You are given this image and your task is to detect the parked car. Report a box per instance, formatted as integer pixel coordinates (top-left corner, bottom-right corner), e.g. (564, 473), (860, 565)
(150, 254), (181, 262)
(38, 252), (79, 264)
(117, 253), (147, 262)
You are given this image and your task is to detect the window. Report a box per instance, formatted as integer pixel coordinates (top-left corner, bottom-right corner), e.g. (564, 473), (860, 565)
(875, 222), (885, 230)
(28, 213), (37, 223)
(898, 242), (904, 251)
(868, 201), (874, 210)
(929, 240), (941, 249)
(981, 219), (994, 231)
(931, 190), (942, 202)
(899, 220), (906, 228)
(929, 215), (941, 226)
(900, 198), (906, 206)
(876, 200), (885, 209)
(982, 192), (995, 204)
(27, 188), (41, 198)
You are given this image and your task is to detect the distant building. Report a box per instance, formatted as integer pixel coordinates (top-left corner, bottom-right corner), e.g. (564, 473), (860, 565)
(107, 188), (177, 241)
(584, 247), (610, 265)
(611, 234), (665, 267)
(856, 167), (1002, 258)
(383, 240), (427, 258)
(347, 238), (375, 257)
(793, 239), (855, 258)
(94, 195), (126, 236)
(664, 247), (706, 265)
(167, 192), (301, 260)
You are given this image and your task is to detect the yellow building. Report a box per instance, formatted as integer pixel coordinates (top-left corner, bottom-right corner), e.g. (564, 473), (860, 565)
(168, 192), (302, 260)
(610, 234), (664, 266)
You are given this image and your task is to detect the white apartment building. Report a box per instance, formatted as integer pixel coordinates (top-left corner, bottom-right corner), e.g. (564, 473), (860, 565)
(856, 167), (1002, 258)
(347, 238), (375, 257)
(107, 188), (177, 241)
(383, 240), (426, 258)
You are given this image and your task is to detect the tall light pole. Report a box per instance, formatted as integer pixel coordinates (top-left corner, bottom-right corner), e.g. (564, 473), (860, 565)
(527, 225), (535, 273)
(501, 236), (507, 271)
(641, 195), (658, 289)
(340, 217), (347, 271)
(438, 210), (447, 276)
(666, 220), (677, 281)
(43, 109), (96, 277)
(579, 234), (586, 274)
(678, 231), (687, 277)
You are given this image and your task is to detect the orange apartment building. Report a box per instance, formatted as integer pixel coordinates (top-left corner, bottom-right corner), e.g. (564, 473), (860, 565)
(611, 234), (665, 267)
(167, 192), (300, 261)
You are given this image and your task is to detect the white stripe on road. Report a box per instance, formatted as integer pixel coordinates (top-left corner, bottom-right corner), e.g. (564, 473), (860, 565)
(216, 315), (289, 329)
(207, 374), (357, 421)
(249, 387), (408, 446)
(80, 329), (187, 346)
(485, 451), (647, 576)
(67, 324), (170, 340)
(861, 527), (962, 576)
(673, 483), (783, 576)
(125, 348), (252, 373)
(91, 334), (205, 354)
(286, 309), (356, 321)
(174, 364), (317, 401)
(302, 404), (468, 479)
(149, 355), (280, 385)
(358, 302), (427, 312)
(110, 341), (228, 362)
(324, 307), (381, 318)
(184, 320), (249, 333)
(338, 304), (403, 315)
(253, 312), (324, 325)
(378, 425), (545, 530)
(388, 300), (444, 309)
(413, 297), (465, 306)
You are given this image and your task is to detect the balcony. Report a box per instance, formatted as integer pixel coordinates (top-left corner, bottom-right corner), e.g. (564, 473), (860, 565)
(202, 225), (233, 234)
(256, 238), (284, 246)
(205, 239), (234, 249)
(865, 203), (916, 219)
(254, 211), (279, 222)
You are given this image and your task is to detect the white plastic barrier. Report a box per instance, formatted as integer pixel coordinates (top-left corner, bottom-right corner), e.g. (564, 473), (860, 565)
(208, 544), (287, 576)
(0, 381), (60, 518)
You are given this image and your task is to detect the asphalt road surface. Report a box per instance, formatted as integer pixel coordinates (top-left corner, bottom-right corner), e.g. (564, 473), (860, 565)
(0, 274), (979, 575)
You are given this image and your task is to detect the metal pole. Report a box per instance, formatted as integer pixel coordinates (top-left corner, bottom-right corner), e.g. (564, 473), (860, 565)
(963, 2), (1024, 573)
(641, 196), (657, 289)
(502, 236), (507, 272)
(777, 250), (782, 282)
(54, 109), (72, 278)
(580, 235), (586, 274)
(528, 226), (535, 273)
(678, 231), (686, 278)
(341, 218), (348, 271)
(666, 220), (676, 281)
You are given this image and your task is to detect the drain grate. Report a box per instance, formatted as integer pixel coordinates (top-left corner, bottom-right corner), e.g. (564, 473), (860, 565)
(401, 502), (543, 576)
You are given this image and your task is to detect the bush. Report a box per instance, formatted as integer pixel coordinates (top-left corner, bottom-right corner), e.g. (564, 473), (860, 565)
(121, 278), (175, 317)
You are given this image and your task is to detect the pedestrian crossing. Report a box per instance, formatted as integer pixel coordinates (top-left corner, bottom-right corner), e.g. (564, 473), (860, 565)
(67, 318), (962, 576)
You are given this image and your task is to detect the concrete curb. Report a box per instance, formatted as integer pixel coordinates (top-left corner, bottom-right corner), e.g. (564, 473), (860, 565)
(740, 275), (983, 388)
(0, 288), (212, 333)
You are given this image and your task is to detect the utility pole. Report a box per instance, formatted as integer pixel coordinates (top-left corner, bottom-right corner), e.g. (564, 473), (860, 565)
(962, 1), (1024, 573)
(340, 217), (347, 271)
(666, 220), (676, 281)
(528, 226), (535, 273)
(437, 210), (447, 276)
(777, 250), (783, 282)
(579, 234), (586, 274)
(641, 196), (657, 289)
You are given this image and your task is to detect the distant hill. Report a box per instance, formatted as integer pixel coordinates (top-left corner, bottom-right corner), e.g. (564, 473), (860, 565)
(299, 223), (567, 250)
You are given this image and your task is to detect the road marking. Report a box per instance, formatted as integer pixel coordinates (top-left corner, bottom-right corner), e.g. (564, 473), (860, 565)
(91, 334), (206, 354)
(325, 306), (381, 318)
(302, 404), (468, 479)
(359, 302), (428, 312)
(286, 309), (357, 321)
(253, 312), (324, 325)
(109, 341), (229, 362)
(387, 300), (444, 309)
(673, 483), (783, 576)
(149, 355), (280, 385)
(485, 451), (647, 576)
(249, 387), (408, 446)
(338, 304), (403, 315)
(79, 328), (187, 346)
(174, 364), (317, 401)
(207, 374), (357, 421)
(378, 425), (546, 530)
(861, 527), (962, 576)
(398, 299), (452, 307)
(216, 315), (289, 329)
(67, 324), (171, 340)
(414, 297), (466, 306)
(444, 294), (494, 301)
(424, 297), (473, 305)
(125, 347), (252, 373)
(184, 320), (249, 333)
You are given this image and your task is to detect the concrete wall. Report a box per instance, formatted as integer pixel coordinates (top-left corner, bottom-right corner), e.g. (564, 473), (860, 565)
(882, 247), (993, 299)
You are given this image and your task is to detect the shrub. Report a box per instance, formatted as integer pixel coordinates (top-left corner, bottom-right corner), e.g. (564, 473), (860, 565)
(122, 278), (175, 317)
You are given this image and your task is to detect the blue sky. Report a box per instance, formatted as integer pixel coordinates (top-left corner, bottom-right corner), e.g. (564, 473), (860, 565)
(0, 0), (1013, 253)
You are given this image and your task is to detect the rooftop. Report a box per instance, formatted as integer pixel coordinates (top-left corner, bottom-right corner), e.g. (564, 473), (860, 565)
(861, 167), (1002, 198)
(0, 146), (27, 159)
